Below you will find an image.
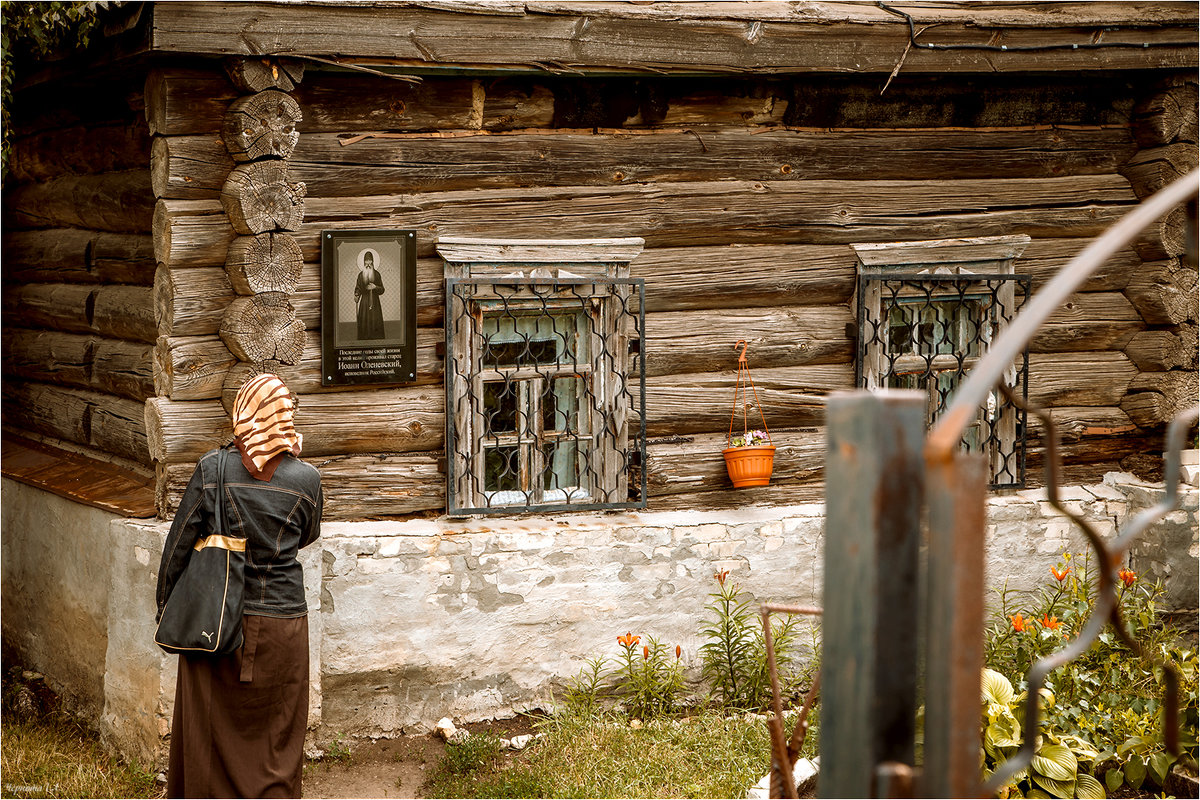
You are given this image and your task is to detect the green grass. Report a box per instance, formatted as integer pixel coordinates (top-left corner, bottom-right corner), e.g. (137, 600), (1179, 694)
(0, 715), (159, 799)
(424, 708), (818, 799)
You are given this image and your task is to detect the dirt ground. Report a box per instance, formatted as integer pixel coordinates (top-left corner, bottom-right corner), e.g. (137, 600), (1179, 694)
(302, 718), (536, 799)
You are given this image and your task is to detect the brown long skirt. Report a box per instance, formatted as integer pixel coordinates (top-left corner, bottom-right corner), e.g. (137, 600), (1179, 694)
(168, 614), (309, 799)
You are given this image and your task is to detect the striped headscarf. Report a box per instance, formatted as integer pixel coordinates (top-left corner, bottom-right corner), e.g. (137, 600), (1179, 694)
(231, 373), (302, 480)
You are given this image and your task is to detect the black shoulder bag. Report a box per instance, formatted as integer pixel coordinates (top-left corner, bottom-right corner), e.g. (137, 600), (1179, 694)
(154, 448), (246, 656)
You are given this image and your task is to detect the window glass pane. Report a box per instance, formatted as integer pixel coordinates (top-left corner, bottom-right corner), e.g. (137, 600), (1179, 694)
(481, 312), (587, 367)
(484, 445), (520, 493)
(543, 376), (582, 433)
(543, 440), (582, 493)
(483, 380), (518, 435)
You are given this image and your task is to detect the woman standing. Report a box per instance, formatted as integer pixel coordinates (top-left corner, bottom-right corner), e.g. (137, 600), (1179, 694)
(354, 247), (386, 339)
(157, 374), (323, 798)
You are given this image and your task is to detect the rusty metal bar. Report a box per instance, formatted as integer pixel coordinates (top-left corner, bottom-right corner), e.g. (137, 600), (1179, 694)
(761, 602), (823, 798)
(821, 391), (925, 799)
(927, 168), (1199, 464)
(921, 450), (988, 799)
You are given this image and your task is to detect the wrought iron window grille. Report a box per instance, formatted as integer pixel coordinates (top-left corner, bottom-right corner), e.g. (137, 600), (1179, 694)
(445, 277), (647, 515)
(856, 271), (1031, 489)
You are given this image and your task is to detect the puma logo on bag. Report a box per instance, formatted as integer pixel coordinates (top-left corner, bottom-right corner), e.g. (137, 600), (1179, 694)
(201, 631), (214, 643)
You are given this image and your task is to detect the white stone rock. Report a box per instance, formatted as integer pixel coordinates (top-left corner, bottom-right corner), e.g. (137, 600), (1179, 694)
(435, 717), (457, 740)
(507, 734), (534, 750)
(746, 756), (819, 799)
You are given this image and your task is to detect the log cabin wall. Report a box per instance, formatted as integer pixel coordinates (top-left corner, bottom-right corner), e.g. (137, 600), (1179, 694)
(144, 59), (1196, 520)
(2, 67), (158, 482)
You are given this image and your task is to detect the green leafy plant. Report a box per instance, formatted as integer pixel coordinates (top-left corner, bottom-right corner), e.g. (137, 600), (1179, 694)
(729, 430), (770, 448)
(442, 730), (503, 776)
(699, 570), (805, 711)
(562, 654), (610, 716)
(613, 633), (685, 720)
(983, 553), (1199, 796)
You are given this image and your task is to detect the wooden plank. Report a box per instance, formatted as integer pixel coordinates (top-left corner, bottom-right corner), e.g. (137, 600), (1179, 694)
(151, 125), (1136, 199)
(152, 175), (1137, 268)
(6, 170), (154, 234)
(1027, 351), (1138, 407)
(145, 2), (1198, 74)
(822, 391), (925, 799)
(146, 67), (478, 136)
(643, 305), (853, 376)
(1, 433), (156, 518)
(1031, 292), (1145, 353)
(1, 229), (156, 286)
(8, 119), (151, 183)
(644, 427), (823, 497)
(1, 380), (150, 464)
(646, 364), (852, 436)
(2, 328), (154, 402)
(1024, 406), (1137, 443)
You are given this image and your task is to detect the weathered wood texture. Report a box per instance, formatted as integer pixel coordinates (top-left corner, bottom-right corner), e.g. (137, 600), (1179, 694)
(1027, 352), (1139, 407)
(153, 176), (1138, 268)
(219, 161), (307, 235)
(1031, 292), (1145, 353)
(2, 380), (150, 464)
(219, 293), (306, 363)
(7, 120), (152, 182)
(1025, 407), (1138, 443)
(2, 329), (154, 402)
(1124, 325), (1198, 371)
(154, 336), (238, 401)
(151, 126), (1136, 199)
(1, 229), (156, 285)
(225, 233), (304, 295)
(146, 69), (478, 135)
(224, 55), (305, 94)
(145, 2), (1198, 73)
(1119, 142), (1199, 199)
(1121, 370), (1200, 428)
(220, 90), (301, 163)
(3, 284), (156, 343)
(2, 433), (156, 518)
(6, 171), (154, 233)
(1124, 261), (1199, 325)
(1131, 80), (1199, 147)
(154, 265), (234, 337)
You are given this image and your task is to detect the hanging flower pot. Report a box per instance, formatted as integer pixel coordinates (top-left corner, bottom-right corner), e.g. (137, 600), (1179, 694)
(724, 341), (775, 488)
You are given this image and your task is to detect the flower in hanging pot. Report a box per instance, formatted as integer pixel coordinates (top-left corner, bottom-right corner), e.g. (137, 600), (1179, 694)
(724, 429), (776, 488)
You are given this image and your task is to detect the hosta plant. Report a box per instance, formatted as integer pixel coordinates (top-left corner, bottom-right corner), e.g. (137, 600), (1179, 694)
(982, 668), (1106, 799)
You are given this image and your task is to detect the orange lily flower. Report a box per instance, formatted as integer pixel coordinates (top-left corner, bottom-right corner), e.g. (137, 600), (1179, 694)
(618, 632), (640, 648)
(1050, 566), (1070, 582)
(715, 570), (730, 586)
(675, 645), (682, 659)
(1040, 614), (1061, 630)
(1010, 614), (1029, 633)
(642, 645), (650, 661)
(1118, 569), (1137, 588)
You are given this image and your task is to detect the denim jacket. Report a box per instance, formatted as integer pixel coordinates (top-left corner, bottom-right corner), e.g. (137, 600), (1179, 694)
(156, 444), (323, 619)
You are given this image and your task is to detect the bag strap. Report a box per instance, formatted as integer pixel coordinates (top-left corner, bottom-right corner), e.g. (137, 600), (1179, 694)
(214, 446), (227, 538)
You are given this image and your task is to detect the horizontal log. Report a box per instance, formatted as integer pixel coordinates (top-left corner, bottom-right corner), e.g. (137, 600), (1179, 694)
(2, 284), (156, 343)
(152, 175), (1137, 268)
(145, 68), (478, 136)
(225, 233), (303, 295)
(1, 229), (156, 286)
(1124, 261), (1198, 325)
(154, 265), (233, 337)
(1121, 370), (1200, 428)
(8, 120), (152, 183)
(646, 364), (851, 436)
(224, 55), (305, 94)
(154, 335), (237, 401)
(1024, 407), (1138, 445)
(151, 125), (1136, 199)
(1, 329), (154, 402)
(1027, 435), (1160, 473)
(1132, 205), (1189, 261)
(2, 380), (150, 464)
(1031, 292), (1144, 353)
(146, 2), (1199, 74)
(1119, 142), (1199, 199)
(6, 171), (154, 234)
(220, 161), (306, 235)
(145, 385), (446, 463)
(1027, 351), (1138, 407)
(1123, 325), (1198, 371)
(647, 482), (826, 513)
(219, 293), (306, 363)
(644, 427), (823, 497)
(644, 305), (852, 375)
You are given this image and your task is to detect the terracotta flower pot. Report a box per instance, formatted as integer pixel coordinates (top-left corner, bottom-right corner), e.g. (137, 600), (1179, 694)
(722, 445), (776, 488)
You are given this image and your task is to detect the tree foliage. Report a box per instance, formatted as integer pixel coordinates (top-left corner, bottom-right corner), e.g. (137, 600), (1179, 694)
(1, 1), (106, 179)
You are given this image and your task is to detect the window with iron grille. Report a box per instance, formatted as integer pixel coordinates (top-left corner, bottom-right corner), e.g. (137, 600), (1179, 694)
(439, 238), (647, 515)
(852, 237), (1032, 489)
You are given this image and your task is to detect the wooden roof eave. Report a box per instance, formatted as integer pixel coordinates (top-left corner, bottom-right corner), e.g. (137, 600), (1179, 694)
(142, 1), (1199, 77)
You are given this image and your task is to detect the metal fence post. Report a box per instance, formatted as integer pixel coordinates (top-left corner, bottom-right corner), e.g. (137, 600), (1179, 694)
(922, 450), (988, 798)
(821, 391), (926, 798)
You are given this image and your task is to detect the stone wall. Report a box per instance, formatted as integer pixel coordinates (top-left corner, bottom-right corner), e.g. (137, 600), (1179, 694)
(2, 473), (1195, 765)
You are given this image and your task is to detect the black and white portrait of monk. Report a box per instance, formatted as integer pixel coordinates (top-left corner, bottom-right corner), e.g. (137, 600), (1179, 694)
(353, 247), (385, 340)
